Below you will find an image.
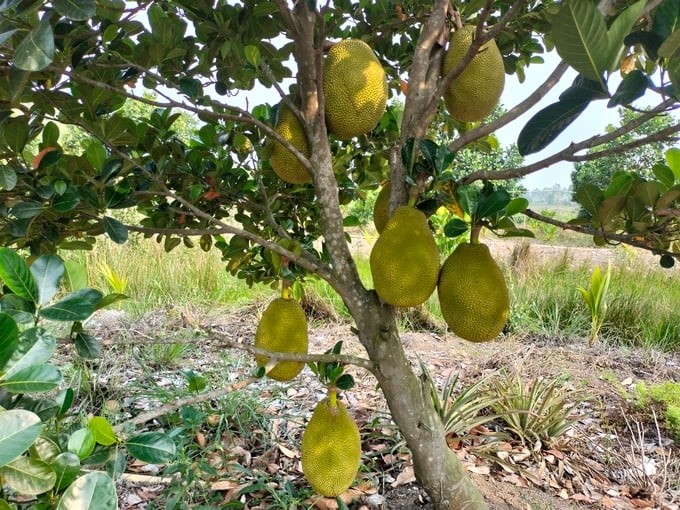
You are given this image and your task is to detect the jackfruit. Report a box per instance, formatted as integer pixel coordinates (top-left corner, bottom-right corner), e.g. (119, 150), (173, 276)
(370, 206), (440, 307)
(442, 25), (505, 122)
(301, 397), (361, 497)
(437, 242), (509, 342)
(269, 102), (312, 184)
(254, 297), (309, 381)
(323, 39), (388, 139)
(373, 183), (390, 234)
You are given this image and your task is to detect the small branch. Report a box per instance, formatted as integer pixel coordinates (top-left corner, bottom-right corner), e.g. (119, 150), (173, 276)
(523, 208), (680, 258)
(112, 377), (259, 434)
(449, 61), (570, 153)
(207, 328), (376, 374)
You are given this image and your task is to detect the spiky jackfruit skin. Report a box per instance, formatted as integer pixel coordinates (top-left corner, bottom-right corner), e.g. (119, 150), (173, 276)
(254, 298), (309, 381)
(301, 398), (361, 497)
(442, 25), (505, 122)
(437, 243), (509, 342)
(370, 206), (440, 307)
(373, 183), (390, 234)
(270, 103), (312, 184)
(323, 39), (388, 139)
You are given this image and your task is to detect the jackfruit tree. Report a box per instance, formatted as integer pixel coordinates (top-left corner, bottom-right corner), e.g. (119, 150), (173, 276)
(1, 1), (680, 508)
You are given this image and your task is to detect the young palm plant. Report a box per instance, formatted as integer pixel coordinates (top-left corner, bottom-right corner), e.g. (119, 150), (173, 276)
(578, 263), (612, 346)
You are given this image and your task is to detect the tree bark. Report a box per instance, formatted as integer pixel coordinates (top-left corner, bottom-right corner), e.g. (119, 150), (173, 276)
(352, 295), (488, 510)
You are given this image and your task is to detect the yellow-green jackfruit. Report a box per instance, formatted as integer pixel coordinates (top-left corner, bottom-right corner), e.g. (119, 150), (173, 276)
(269, 102), (312, 184)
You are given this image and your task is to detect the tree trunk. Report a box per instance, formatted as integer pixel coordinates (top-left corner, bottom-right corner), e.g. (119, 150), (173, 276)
(353, 295), (488, 510)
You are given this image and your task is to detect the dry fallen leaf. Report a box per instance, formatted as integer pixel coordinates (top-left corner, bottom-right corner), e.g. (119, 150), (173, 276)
(391, 465), (416, 488)
(467, 464), (491, 475)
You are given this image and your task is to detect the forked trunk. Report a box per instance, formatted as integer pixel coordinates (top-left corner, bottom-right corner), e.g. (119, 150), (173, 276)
(354, 295), (487, 510)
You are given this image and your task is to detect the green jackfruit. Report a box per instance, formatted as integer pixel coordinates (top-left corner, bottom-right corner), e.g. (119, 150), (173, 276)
(437, 242), (509, 342)
(254, 297), (309, 381)
(323, 39), (388, 139)
(370, 206), (440, 307)
(269, 102), (312, 184)
(442, 25), (505, 122)
(373, 183), (390, 234)
(301, 398), (361, 497)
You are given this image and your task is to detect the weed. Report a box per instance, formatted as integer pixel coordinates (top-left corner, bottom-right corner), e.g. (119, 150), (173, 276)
(635, 381), (680, 442)
(577, 263), (612, 346)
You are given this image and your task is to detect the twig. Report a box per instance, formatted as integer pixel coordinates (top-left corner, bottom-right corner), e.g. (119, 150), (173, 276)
(522, 208), (680, 258)
(112, 377), (259, 434)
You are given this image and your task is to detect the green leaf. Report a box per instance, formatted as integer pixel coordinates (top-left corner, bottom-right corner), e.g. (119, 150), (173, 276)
(53, 0), (95, 20)
(443, 217), (469, 238)
(335, 373), (355, 390)
(42, 121), (59, 146)
(0, 166), (17, 190)
(552, 0), (608, 85)
(517, 98), (590, 156)
(178, 77), (202, 98)
(476, 189), (511, 219)
(56, 472), (118, 510)
(605, 0), (646, 71)
(244, 44), (261, 67)
(401, 138), (416, 171)
(39, 288), (103, 321)
(0, 456), (56, 495)
(0, 248), (37, 303)
(634, 181), (661, 207)
(342, 215), (361, 227)
(88, 417), (117, 446)
(96, 293), (128, 310)
(0, 364), (62, 393)
(63, 260), (88, 292)
(575, 184), (604, 217)
(0, 312), (19, 370)
(0, 410), (42, 468)
(2, 116), (29, 153)
(125, 432), (176, 464)
(505, 197), (529, 216)
(30, 255), (64, 306)
(604, 172), (633, 198)
(607, 70), (650, 107)
(85, 141), (107, 172)
(11, 201), (45, 219)
(456, 185), (478, 216)
(659, 27), (680, 58)
(53, 186), (80, 212)
(29, 436), (60, 464)
(67, 428), (96, 460)
(653, 163), (676, 189)
(3, 328), (55, 379)
(51, 452), (81, 491)
(74, 332), (101, 359)
(55, 388), (74, 415)
(102, 216), (128, 244)
(14, 18), (55, 71)
(597, 195), (626, 226)
(665, 148), (680, 179)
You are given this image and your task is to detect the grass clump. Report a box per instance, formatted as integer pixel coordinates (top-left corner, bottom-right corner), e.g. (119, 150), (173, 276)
(635, 381), (680, 443)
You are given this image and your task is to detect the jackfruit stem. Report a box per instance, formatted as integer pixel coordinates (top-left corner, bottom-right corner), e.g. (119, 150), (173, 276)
(281, 279), (291, 300)
(328, 386), (338, 408)
(470, 225), (482, 244)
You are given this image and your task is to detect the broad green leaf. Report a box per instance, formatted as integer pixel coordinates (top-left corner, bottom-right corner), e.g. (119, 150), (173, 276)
(30, 255), (64, 306)
(0, 364), (62, 393)
(0, 312), (19, 370)
(605, 0), (646, 71)
(575, 184), (604, 217)
(63, 260), (88, 292)
(517, 98), (589, 156)
(11, 201), (45, 219)
(476, 189), (511, 219)
(244, 45), (261, 67)
(88, 417), (117, 446)
(39, 288), (103, 321)
(456, 185), (478, 216)
(443, 218), (469, 238)
(0, 409), (41, 468)
(85, 141), (107, 172)
(634, 181), (661, 207)
(102, 216), (128, 244)
(56, 472), (118, 510)
(552, 0), (608, 85)
(53, 0), (95, 20)
(51, 452), (81, 491)
(105, 448), (126, 479)
(74, 332), (101, 359)
(597, 195), (626, 227)
(3, 328), (55, 379)
(42, 121), (59, 146)
(0, 499), (10, 510)
(0, 166), (17, 190)
(96, 293), (128, 310)
(659, 27), (680, 58)
(665, 148), (680, 179)
(656, 186), (680, 209)
(55, 388), (74, 415)
(504, 197), (529, 216)
(67, 428), (96, 460)
(2, 116), (29, 153)
(29, 436), (61, 464)
(653, 163), (676, 189)
(0, 456), (56, 495)
(604, 172), (633, 198)
(14, 19), (55, 71)
(607, 70), (650, 108)
(652, 0), (680, 40)
(0, 247), (37, 303)
(125, 432), (176, 464)
(53, 186), (81, 212)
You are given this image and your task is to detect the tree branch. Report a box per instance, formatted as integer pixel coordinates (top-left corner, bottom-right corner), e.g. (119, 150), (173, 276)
(523, 208), (680, 258)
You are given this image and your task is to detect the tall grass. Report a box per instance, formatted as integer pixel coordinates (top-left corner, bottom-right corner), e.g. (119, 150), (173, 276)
(69, 235), (680, 350)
